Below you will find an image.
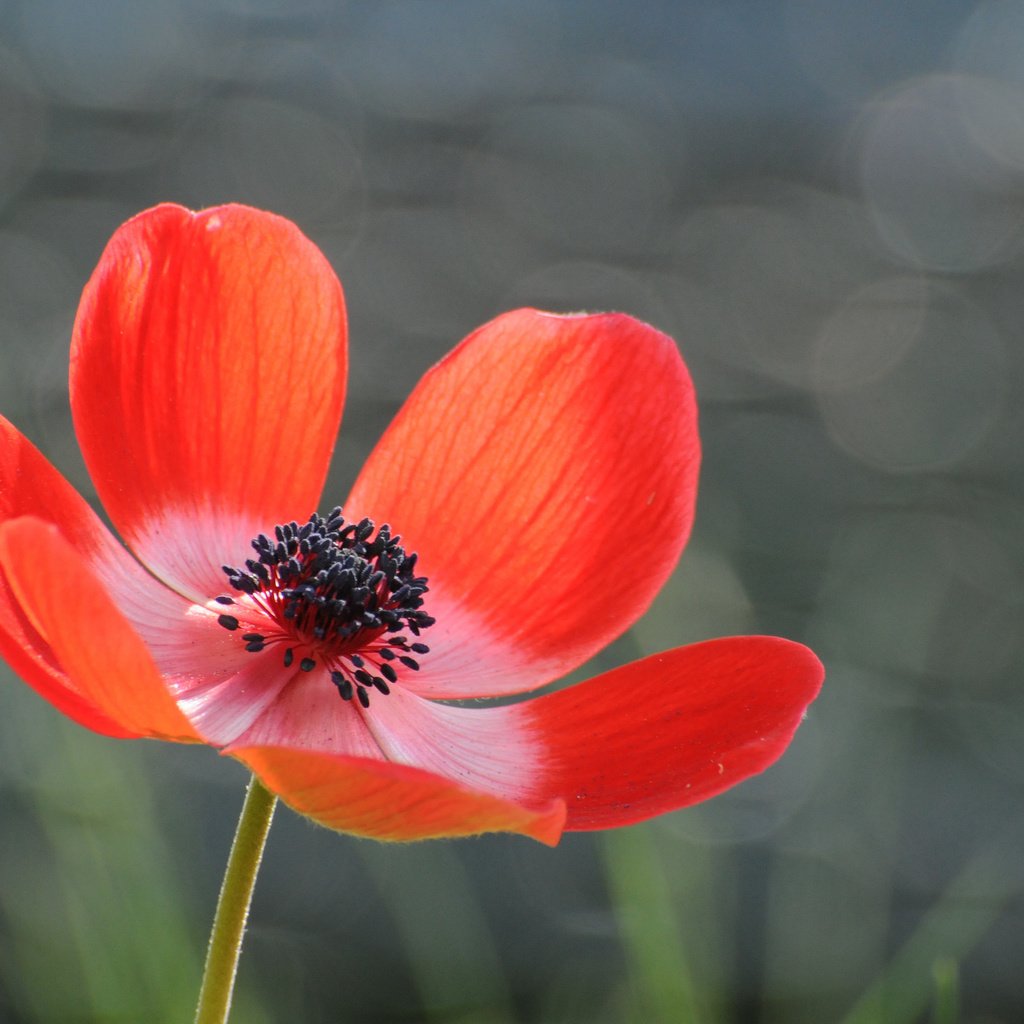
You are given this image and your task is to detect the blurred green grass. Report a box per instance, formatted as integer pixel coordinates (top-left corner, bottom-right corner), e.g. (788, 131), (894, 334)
(0, 676), (272, 1024)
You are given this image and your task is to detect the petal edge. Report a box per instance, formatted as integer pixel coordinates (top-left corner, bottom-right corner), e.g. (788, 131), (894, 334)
(232, 744), (567, 845)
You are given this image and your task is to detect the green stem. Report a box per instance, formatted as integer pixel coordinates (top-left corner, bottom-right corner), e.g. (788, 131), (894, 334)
(194, 774), (277, 1024)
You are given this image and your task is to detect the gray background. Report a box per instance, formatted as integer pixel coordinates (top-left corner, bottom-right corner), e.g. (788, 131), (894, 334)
(0, 2), (1022, 1022)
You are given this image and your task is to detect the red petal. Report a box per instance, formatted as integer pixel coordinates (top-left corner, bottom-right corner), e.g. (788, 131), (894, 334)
(233, 636), (820, 840)
(347, 309), (699, 698)
(524, 636), (824, 830)
(0, 517), (201, 742)
(0, 415), (166, 736)
(70, 203), (347, 597)
(231, 745), (566, 844)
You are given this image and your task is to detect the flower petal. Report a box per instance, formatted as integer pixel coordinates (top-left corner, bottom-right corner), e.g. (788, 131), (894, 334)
(0, 570), (136, 739)
(195, 659), (385, 757)
(233, 635), (819, 840)
(522, 636), (824, 830)
(347, 309), (699, 699)
(0, 517), (200, 742)
(70, 203), (347, 599)
(166, 644), (294, 747)
(343, 684), (548, 799)
(233, 676), (547, 798)
(231, 745), (566, 845)
(0, 415), (182, 736)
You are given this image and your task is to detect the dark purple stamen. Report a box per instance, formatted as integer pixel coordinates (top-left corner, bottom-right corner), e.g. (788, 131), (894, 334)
(216, 507), (433, 707)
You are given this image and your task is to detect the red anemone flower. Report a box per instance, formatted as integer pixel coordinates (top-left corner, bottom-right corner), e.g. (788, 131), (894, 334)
(0, 204), (822, 845)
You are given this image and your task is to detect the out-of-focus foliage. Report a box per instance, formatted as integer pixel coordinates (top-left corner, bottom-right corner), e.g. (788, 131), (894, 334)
(0, 2), (1022, 1021)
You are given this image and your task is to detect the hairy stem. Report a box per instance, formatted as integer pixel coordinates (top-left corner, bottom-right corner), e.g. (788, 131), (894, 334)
(194, 774), (277, 1024)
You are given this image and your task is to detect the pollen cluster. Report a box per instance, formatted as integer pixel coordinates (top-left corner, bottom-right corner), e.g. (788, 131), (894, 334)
(215, 507), (433, 708)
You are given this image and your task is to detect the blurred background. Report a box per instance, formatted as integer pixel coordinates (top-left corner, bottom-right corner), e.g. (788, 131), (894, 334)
(0, 1), (1022, 1021)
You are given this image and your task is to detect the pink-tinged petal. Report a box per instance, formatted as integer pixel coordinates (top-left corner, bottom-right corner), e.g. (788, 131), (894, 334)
(0, 517), (201, 742)
(522, 636), (824, 830)
(289, 637), (820, 830)
(70, 203), (347, 598)
(307, 637), (820, 830)
(229, 668), (389, 758)
(349, 684), (547, 800)
(232, 677), (548, 798)
(231, 745), (566, 845)
(347, 309), (699, 699)
(162, 637), (289, 746)
(0, 415), (186, 736)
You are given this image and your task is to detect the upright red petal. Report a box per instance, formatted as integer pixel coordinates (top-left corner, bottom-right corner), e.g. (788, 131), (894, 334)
(70, 204), (347, 598)
(347, 309), (700, 699)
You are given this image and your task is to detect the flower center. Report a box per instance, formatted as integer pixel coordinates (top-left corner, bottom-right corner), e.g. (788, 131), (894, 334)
(214, 507), (433, 708)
